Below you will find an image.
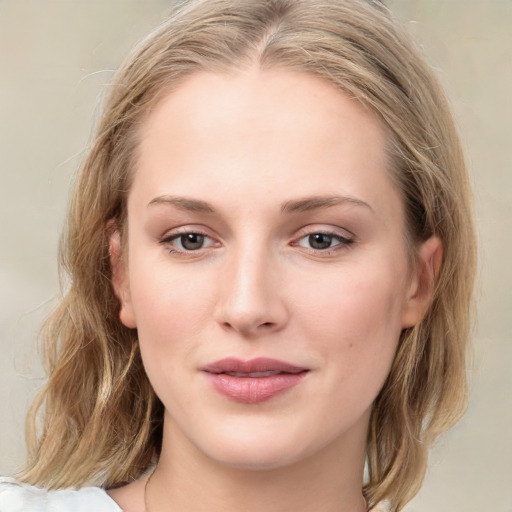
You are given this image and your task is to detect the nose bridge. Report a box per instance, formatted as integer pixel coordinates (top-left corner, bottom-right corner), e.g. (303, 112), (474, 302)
(215, 236), (287, 335)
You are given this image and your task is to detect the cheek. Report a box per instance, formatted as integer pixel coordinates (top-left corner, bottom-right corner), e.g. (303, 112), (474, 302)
(125, 265), (213, 396)
(302, 272), (405, 423)
(128, 269), (207, 400)
(297, 260), (405, 331)
(128, 256), (214, 337)
(292, 259), (407, 377)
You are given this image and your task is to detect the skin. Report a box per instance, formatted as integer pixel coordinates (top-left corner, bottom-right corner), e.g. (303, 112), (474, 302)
(108, 67), (441, 512)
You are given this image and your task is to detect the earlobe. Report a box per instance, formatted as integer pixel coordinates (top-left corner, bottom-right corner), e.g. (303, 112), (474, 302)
(109, 230), (137, 329)
(401, 236), (443, 328)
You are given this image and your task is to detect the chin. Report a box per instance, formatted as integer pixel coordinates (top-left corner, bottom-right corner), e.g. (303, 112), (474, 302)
(162, 394), (371, 474)
(192, 418), (329, 472)
(206, 440), (310, 472)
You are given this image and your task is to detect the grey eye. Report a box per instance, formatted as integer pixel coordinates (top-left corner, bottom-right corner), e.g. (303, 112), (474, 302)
(179, 233), (205, 250)
(308, 233), (335, 250)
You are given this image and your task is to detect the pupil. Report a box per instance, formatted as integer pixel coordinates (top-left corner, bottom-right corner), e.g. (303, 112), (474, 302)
(181, 233), (204, 250)
(309, 233), (332, 250)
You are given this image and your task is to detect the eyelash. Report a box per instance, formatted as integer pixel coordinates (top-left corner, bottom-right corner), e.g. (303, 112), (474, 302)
(160, 228), (355, 256)
(160, 229), (219, 255)
(292, 230), (355, 255)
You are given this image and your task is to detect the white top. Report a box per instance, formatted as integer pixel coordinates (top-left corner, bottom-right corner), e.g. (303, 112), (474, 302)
(0, 477), (123, 512)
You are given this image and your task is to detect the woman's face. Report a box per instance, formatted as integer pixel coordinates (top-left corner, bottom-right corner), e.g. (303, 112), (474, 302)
(113, 69), (435, 471)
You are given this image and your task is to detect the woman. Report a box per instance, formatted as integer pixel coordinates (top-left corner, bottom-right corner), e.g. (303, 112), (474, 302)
(0, 1), (476, 511)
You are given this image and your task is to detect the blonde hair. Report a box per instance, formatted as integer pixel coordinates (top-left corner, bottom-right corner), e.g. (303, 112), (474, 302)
(21, 1), (477, 510)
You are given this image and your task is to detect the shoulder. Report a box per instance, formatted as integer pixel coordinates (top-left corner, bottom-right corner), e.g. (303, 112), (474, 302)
(0, 477), (123, 512)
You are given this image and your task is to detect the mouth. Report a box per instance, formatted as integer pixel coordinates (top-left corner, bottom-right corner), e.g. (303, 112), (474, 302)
(222, 370), (288, 377)
(201, 358), (309, 404)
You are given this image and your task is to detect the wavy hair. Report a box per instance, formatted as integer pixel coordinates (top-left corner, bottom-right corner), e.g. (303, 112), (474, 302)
(21, 1), (477, 510)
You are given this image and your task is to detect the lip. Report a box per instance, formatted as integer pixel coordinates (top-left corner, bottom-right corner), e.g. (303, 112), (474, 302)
(201, 357), (309, 404)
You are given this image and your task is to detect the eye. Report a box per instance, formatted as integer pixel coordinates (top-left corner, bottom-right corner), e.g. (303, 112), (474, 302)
(162, 231), (218, 253)
(307, 233), (337, 250)
(294, 231), (354, 252)
(177, 233), (206, 250)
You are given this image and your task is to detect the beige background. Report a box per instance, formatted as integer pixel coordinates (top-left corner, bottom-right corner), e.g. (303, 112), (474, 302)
(1, 1), (511, 511)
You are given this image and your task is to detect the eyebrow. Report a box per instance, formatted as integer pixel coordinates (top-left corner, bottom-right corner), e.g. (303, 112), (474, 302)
(148, 195), (215, 213)
(147, 194), (373, 215)
(281, 195), (374, 214)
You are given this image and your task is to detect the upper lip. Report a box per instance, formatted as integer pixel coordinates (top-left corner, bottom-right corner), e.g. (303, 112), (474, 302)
(201, 357), (308, 375)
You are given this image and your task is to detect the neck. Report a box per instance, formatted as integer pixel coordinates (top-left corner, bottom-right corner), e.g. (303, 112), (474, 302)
(147, 416), (368, 512)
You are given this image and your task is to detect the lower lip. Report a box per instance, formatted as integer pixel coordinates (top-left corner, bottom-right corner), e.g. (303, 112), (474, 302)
(204, 372), (308, 404)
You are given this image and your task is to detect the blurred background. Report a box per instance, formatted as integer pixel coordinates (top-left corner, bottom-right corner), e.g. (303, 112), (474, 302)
(0, 1), (511, 511)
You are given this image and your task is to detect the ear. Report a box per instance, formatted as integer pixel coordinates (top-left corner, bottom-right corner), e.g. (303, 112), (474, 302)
(401, 236), (443, 328)
(109, 230), (137, 329)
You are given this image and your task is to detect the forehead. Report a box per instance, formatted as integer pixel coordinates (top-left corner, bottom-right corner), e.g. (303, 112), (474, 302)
(139, 67), (386, 156)
(132, 68), (402, 226)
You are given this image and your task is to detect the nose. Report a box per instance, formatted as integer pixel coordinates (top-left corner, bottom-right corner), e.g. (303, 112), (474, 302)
(214, 245), (289, 337)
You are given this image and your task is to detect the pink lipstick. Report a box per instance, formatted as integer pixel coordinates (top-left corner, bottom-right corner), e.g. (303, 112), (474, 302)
(201, 357), (308, 404)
